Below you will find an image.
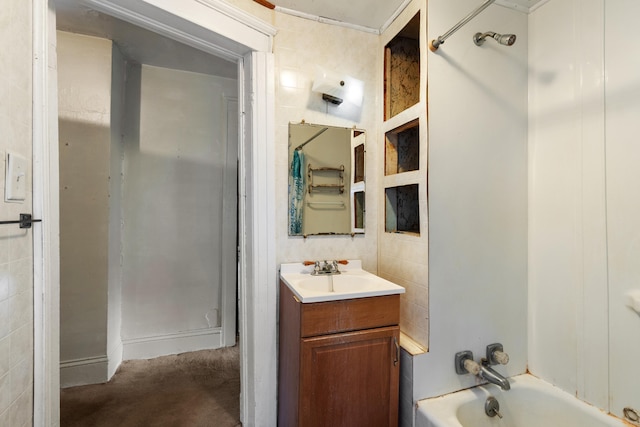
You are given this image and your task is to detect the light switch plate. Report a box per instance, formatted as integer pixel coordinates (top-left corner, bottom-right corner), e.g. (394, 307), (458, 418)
(5, 152), (27, 202)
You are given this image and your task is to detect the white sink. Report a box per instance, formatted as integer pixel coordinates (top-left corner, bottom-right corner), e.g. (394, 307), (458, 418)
(280, 260), (405, 303)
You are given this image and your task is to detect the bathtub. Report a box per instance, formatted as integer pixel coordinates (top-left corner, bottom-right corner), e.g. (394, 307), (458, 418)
(416, 374), (626, 427)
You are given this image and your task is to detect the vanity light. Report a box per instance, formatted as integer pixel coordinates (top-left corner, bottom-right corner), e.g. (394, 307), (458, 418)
(312, 66), (364, 107)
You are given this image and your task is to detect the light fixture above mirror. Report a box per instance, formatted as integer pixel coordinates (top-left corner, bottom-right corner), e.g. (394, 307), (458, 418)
(311, 66), (364, 107)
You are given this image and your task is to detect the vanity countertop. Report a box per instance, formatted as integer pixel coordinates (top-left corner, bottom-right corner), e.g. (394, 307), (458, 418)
(280, 260), (405, 303)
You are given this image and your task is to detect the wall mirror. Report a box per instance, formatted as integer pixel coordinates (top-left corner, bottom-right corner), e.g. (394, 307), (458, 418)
(288, 122), (365, 237)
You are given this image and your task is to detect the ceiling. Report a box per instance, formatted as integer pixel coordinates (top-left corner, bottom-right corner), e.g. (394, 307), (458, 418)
(268, 0), (408, 31)
(54, 0), (237, 78)
(266, 0), (548, 32)
(54, 0), (550, 68)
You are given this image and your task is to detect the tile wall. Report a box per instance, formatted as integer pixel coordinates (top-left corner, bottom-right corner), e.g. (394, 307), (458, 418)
(227, 0), (380, 271)
(0, 1), (34, 426)
(272, 13), (380, 270)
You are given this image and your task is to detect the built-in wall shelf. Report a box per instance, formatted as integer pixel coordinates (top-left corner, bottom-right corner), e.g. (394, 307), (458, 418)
(383, 170), (422, 189)
(383, 10), (422, 237)
(385, 119), (419, 176)
(382, 103), (421, 131)
(385, 184), (420, 235)
(379, 2), (429, 362)
(384, 12), (420, 121)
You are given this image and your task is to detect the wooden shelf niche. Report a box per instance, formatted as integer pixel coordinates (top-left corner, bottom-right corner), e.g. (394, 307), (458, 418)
(385, 184), (420, 235)
(384, 12), (420, 120)
(385, 119), (419, 176)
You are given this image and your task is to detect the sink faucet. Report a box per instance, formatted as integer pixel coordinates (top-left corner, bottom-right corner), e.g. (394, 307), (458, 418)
(311, 260), (341, 276)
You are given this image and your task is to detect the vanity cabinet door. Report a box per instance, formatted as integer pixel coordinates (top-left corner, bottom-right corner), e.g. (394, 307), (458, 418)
(299, 326), (400, 427)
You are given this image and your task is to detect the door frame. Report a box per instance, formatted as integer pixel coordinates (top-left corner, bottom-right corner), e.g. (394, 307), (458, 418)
(32, 0), (277, 425)
(222, 94), (239, 348)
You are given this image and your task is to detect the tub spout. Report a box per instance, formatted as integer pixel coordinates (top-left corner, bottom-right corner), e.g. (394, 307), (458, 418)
(479, 363), (510, 390)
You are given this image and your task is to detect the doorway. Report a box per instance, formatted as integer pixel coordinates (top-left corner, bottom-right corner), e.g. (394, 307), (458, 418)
(56, 10), (240, 385)
(34, 1), (277, 425)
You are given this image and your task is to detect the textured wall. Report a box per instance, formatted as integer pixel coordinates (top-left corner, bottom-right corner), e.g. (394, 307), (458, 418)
(120, 64), (237, 358)
(0, 0), (34, 425)
(107, 43), (125, 378)
(57, 31), (112, 386)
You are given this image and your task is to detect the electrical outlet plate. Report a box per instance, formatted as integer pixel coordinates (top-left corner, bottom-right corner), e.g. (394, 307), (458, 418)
(5, 152), (27, 202)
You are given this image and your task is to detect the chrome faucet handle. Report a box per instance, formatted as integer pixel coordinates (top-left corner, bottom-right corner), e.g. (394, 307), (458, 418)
(313, 261), (321, 274)
(493, 350), (509, 365)
(486, 343), (509, 365)
(455, 350), (480, 375)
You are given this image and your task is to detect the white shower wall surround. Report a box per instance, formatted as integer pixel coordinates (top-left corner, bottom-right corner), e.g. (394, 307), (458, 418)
(529, 0), (640, 420)
(414, 0), (529, 401)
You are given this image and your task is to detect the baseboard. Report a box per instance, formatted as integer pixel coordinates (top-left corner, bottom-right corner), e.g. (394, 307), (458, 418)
(122, 327), (223, 360)
(60, 355), (109, 388)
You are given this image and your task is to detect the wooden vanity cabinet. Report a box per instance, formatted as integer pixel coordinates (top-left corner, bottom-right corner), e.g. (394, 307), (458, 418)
(278, 280), (400, 427)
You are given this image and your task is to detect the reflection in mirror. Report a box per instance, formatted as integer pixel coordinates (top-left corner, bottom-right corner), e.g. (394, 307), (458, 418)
(288, 122), (365, 237)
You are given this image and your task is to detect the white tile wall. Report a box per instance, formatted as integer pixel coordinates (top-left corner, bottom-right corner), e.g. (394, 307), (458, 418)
(227, 0), (381, 271)
(0, 0), (34, 425)
(273, 13), (381, 270)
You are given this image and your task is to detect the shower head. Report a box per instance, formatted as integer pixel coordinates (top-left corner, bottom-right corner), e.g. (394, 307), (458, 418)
(473, 31), (517, 47)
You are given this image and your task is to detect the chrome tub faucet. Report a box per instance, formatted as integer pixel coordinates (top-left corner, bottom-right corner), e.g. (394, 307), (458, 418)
(478, 363), (510, 391)
(455, 344), (511, 391)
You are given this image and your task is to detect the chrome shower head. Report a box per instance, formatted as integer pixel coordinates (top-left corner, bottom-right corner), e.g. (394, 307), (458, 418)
(473, 31), (517, 47)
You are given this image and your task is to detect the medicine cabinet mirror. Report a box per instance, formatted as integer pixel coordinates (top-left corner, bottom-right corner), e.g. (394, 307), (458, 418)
(288, 122), (365, 237)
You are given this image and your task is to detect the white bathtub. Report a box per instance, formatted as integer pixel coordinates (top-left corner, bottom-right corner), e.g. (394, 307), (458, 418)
(416, 374), (626, 427)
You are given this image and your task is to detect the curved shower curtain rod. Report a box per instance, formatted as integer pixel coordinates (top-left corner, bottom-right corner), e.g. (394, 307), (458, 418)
(295, 127), (328, 151)
(429, 0), (496, 52)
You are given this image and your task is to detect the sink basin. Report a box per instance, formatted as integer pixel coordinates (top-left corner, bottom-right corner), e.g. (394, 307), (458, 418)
(280, 260), (405, 303)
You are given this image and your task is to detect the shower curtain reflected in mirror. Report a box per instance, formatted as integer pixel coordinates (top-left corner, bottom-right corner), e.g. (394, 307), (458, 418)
(289, 149), (305, 234)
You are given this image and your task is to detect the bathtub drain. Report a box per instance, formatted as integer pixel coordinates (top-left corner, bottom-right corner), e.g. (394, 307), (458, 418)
(485, 396), (502, 419)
